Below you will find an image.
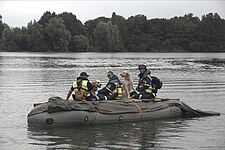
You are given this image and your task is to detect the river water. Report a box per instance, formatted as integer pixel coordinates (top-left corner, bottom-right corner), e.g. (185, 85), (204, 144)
(0, 52), (225, 150)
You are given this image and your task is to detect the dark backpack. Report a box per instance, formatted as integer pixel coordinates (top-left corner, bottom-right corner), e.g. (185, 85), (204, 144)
(151, 76), (163, 93)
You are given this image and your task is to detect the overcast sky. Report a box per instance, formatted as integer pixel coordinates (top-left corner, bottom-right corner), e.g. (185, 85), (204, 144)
(0, 0), (225, 27)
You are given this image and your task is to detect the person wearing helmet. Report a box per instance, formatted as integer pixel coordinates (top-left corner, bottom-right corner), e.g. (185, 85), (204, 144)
(130, 64), (155, 99)
(66, 72), (95, 101)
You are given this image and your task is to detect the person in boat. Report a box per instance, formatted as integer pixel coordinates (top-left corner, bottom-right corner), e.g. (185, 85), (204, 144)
(130, 64), (155, 99)
(66, 72), (96, 101)
(97, 71), (123, 100)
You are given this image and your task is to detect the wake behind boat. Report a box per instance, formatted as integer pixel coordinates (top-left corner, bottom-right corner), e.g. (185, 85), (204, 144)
(27, 97), (220, 127)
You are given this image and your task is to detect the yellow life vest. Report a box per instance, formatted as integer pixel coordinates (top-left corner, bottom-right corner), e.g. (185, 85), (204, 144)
(73, 79), (88, 93)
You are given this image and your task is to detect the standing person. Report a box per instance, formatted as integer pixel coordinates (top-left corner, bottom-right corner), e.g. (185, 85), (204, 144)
(97, 71), (122, 100)
(66, 72), (95, 101)
(130, 64), (155, 99)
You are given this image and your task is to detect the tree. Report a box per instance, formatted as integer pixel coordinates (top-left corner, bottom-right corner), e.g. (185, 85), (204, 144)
(69, 35), (89, 52)
(0, 15), (8, 41)
(124, 14), (150, 51)
(198, 13), (225, 52)
(85, 17), (110, 46)
(111, 12), (127, 50)
(93, 21), (125, 51)
(45, 17), (71, 51)
(1, 27), (16, 50)
(167, 14), (200, 51)
(38, 11), (57, 26)
(26, 20), (47, 51)
(1, 27), (27, 51)
(111, 12), (126, 32)
(85, 17), (110, 36)
(58, 12), (87, 36)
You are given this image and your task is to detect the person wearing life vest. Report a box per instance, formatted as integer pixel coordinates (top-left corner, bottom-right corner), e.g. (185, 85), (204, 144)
(130, 64), (155, 99)
(97, 71), (122, 100)
(66, 72), (95, 101)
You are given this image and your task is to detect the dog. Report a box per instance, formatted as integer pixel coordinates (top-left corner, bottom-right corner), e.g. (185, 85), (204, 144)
(91, 80), (102, 98)
(120, 71), (139, 99)
(73, 80), (101, 101)
(73, 91), (88, 101)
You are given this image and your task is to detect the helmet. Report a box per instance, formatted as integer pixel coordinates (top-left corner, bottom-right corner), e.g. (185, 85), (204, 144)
(138, 64), (147, 70)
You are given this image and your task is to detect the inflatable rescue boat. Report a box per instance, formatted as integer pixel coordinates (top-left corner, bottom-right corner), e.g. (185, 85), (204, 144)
(27, 97), (220, 127)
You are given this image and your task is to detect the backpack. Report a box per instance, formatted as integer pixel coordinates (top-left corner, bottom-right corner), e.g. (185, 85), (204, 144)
(151, 76), (163, 93)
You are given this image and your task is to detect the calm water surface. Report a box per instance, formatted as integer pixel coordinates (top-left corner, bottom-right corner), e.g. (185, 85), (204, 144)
(0, 52), (225, 150)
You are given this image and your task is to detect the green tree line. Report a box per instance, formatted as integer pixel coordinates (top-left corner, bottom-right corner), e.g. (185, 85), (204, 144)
(0, 12), (225, 52)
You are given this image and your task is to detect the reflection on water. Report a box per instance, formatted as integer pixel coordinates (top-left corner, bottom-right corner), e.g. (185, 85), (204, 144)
(27, 121), (172, 150)
(0, 52), (225, 149)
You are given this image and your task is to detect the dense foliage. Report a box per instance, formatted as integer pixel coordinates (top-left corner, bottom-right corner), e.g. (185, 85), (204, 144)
(0, 12), (225, 52)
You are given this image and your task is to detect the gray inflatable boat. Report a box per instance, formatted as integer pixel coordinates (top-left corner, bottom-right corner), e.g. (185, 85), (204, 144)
(27, 97), (220, 127)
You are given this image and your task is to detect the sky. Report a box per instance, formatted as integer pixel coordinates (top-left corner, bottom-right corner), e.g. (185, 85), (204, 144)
(0, 0), (225, 27)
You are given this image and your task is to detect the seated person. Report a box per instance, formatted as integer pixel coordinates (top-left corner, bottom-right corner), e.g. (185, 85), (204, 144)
(66, 72), (95, 101)
(131, 64), (155, 99)
(97, 71), (122, 100)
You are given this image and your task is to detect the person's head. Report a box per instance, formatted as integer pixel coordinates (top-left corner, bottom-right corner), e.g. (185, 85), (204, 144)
(138, 64), (147, 74)
(80, 72), (89, 79)
(107, 71), (114, 79)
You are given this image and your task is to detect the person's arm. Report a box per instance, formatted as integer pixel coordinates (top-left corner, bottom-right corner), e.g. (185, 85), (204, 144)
(106, 83), (116, 94)
(139, 78), (152, 92)
(66, 86), (74, 100)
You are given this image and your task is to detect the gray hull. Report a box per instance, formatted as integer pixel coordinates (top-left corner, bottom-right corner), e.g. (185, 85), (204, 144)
(27, 97), (220, 127)
(28, 103), (182, 127)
